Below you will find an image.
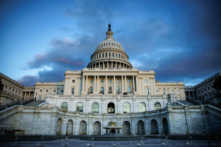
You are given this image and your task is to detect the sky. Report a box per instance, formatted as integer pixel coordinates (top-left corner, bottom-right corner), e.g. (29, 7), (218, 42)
(0, 0), (221, 86)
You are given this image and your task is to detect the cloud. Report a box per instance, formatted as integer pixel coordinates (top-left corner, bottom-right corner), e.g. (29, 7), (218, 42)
(18, 0), (221, 86)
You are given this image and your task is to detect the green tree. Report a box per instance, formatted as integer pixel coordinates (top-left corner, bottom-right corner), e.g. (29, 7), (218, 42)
(212, 76), (221, 93)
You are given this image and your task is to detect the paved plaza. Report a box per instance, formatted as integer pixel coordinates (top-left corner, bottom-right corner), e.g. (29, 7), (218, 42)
(0, 138), (220, 147)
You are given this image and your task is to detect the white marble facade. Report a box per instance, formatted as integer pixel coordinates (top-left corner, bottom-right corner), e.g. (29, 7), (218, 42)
(1, 25), (221, 136)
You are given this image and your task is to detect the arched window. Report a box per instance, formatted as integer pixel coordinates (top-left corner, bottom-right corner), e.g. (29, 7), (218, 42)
(90, 87), (93, 93)
(128, 87), (131, 93)
(109, 86), (112, 93)
(117, 86), (120, 93)
(123, 103), (131, 113)
(102, 53), (104, 57)
(101, 87), (104, 93)
(146, 88), (149, 94)
(61, 102), (68, 110)
(77, 103), (83, 112)
(139, 102), (146, 112)
(39, 96), (41, 101)
(106, 53), (107, 57)
(109, 53), (111, 57)
(92, 103), (99, 113)
(113, 53), (114, 57)
(154, 102), (161, 110)
(119, 54), (120, 58)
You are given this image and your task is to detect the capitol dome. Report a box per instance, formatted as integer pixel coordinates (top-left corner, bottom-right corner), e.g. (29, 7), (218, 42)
(87, 24), (132, 69)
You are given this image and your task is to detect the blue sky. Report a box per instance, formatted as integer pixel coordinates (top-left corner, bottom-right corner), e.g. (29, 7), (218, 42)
(0, 0), (221, 86)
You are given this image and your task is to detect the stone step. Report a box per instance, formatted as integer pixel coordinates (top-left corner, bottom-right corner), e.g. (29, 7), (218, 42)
(177, 100), (195, 106)
(25, 101), (45, 106)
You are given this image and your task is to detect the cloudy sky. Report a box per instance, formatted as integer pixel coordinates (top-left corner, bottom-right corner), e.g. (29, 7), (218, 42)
(0, 0), (221, 86)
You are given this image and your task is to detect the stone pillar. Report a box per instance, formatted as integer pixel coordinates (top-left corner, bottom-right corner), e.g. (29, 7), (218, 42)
(188, 92), (191, 99)
(121, 76), (123, 93)
(105, 75), (107, 94)
(93, 75), (96, 93)
(28, 91), (30, 100)
(136, 76), (138, 92)
(24, 92), (26, 100)
(97, 75), (99, 93)
(132, 76), (135, 93)
(113, 75), (115, 93)
(86, 76), (88, 93)
(124, 76), (126, 93)
(82, 76), (85, 93)
(131, 118), (136, 135)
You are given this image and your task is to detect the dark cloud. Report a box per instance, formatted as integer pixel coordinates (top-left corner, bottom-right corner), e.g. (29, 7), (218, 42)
(18, 0), (221, 86)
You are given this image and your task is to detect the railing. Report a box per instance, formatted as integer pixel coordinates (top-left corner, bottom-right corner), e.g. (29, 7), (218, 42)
(36, 82), (65, 84)
(203, 101), (221, 109)
(156, 82), (183, 84)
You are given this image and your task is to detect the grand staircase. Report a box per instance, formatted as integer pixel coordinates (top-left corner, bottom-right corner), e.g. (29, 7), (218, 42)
(25, 101), (45, 106)
(0, 99), (45, 111)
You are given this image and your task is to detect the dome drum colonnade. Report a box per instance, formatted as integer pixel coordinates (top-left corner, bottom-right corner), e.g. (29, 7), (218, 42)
(81, 74), (139, 94)
(87, 24), (132, 69)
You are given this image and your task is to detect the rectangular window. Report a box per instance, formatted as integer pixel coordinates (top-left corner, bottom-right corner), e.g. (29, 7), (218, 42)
(145, 80), (148, 83)
(61, 90), (63, 92)
(101, 80), (104, 83)
(146, 88), (149, 94)
(127, 80), (130, 83)
(72, 80), (75, 83)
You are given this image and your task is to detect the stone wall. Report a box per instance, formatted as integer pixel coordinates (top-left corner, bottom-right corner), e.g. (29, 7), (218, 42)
(1, 104), (220, 136)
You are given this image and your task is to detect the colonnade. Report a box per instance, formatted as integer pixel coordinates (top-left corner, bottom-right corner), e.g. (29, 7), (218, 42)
(185, 91), (195, 100)
(88, 61), (131, 69)
(82, 75), (138, 94)
(23, 91), (34, 100)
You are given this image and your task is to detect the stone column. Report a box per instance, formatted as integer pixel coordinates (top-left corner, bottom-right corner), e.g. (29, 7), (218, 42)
(105, 75), (107, 94)
(132, 76), (135, 93)
(188, 92), (191, 99)
(82, 76), (85, 93)
(86, 76), (88, 93)
(121, 76), (123, 93)
(136, 76), (138, 92)
(97, 75), (99, 93)
(93, 75), (96, 93)
(24, 92), (26, 100)
(28, 91), (30, 100)
(124, 76), (126, 93)
(113, 75), (115, 93)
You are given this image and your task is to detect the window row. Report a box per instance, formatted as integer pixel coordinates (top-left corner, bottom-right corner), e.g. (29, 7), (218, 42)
(87, 86), (132, 93)
(156, 89), (180, 93)
(60, 102), (162, 112)
(40, 89), (63, 92)
(92, 52), (127, 60)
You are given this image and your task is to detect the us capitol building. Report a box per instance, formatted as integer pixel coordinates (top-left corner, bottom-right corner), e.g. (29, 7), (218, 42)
(0, 25), (220, 136)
